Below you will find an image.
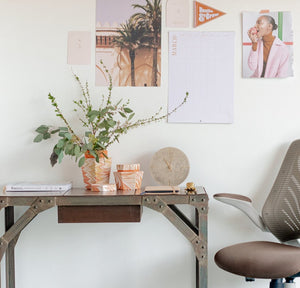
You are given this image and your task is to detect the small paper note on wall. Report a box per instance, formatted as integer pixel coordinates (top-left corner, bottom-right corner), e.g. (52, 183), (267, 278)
(67, 31), (91, 65)
(166, 0), (189, 28)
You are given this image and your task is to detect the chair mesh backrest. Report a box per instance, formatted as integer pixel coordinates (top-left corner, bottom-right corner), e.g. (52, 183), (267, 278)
(262, 140), (300, 243)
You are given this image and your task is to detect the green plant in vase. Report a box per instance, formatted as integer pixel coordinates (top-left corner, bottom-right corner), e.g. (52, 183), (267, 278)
(34, 61), (188, 188)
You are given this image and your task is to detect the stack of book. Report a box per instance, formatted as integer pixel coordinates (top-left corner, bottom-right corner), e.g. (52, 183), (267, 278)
(4, 182), (72, 196)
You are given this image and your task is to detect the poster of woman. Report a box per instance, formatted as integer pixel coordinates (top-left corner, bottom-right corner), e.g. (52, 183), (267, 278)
(242, 11), (293, 78)
(96, 0), (161, 87)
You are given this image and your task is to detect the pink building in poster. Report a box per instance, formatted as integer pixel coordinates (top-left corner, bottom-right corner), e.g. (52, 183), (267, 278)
(95, 22), (161, 87)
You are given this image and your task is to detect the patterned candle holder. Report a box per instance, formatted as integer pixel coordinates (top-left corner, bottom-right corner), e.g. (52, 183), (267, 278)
(81, 151), (111, 190)
(114, 163), (143, 190)
(114, 171), (144, 190)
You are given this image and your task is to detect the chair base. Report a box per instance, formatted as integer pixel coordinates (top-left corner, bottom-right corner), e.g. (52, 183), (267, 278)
(245, 278), (296, 288)
(284, 283), (296, 288)
(269, 279), (296, 288)
(270, 279), (284, 288)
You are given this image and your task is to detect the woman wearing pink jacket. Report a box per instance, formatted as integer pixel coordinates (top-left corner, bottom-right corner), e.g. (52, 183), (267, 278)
(247, 15), (290, 78)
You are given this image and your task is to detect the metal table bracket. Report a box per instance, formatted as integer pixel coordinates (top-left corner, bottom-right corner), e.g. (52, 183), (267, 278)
(0, 197), (55, 262)
(143, 194), (208, 288)
(143, 195), (207, 260)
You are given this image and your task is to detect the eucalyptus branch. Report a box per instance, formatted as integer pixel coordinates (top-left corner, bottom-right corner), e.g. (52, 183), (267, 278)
(73, 72), (90, 108)
(48, 93), (81, 144)
(79, 118), (89, 127)
(99, 60), (113, 105)
(85, 81), (91, 107)
(73, 100), (87, 113)
(34, 60), (188, 167)
(125, 92), (189, 130)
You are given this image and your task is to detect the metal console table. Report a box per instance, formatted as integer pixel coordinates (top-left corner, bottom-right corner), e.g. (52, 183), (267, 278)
(0, 187), (208, 288)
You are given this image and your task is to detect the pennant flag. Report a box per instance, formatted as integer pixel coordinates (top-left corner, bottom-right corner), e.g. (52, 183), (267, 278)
(194, 1), (226, 27)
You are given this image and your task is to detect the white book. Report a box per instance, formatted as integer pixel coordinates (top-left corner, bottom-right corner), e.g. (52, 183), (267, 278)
(4, 181), (72, 192)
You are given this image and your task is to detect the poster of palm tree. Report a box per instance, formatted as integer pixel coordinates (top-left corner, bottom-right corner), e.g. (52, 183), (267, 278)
(96, 0), (161, 87)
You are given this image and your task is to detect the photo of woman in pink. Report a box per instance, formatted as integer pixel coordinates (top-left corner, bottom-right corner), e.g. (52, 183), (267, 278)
(247, 15), (290, 78)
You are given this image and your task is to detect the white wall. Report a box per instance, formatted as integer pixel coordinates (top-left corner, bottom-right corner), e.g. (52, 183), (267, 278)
(0, 0), (300, 287)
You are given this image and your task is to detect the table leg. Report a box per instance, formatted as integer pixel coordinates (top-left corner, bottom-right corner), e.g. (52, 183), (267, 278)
(5, 207), (15, 288)
(195, 207), (207, 288)
(0, 198), (55, 288)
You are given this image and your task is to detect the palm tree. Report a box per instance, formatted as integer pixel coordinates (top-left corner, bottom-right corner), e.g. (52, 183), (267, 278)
(132, 0), (161, 86)
(113, 19), (145, 86)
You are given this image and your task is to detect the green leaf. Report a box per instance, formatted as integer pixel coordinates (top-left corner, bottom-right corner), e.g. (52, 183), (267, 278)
(98, 136), (109, 143)
(128, 113), (135, 121)
(119, 112), (126, 118)
(124, 107), (133, 113)
(58, 151), (64, 163)
(85, 131), (92, 137)
(99, 130), (109, 137)
(89, 150), (97, 159)
(65, 142), (74, 155)
(58, 131), (72, 140)
(99, 108), (109, 117)
(116, 99), (122, 106)
(87, 142), (93, 151)
(96, 142), (106, 150)
(51, 128), (60, 134)
(78, 156), (85, 167)
(87, 110), (99, 116)
(54, 147), (62, 156)
(57, 139), (65, 149)
(74, 145), (82, 157)
(98, 121), (107, 129)
(64, 132), (72, 140)
(82, 145), (88, 153)
(59, 127), (68, 131)
(43, 132), (51, 140)
(33, 134), (44, 143)
(89, 114), (97, 122)
(107, 119), (116, 127)
(88, 150), (99, 162)
(35, 125), (49, 134)
(87, 110), (99, 122)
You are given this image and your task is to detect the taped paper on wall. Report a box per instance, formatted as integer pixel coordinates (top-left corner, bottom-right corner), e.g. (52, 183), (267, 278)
(166, 0), (189, 28)
(67, 31), (91, 65)
(168, 31), (235, 124)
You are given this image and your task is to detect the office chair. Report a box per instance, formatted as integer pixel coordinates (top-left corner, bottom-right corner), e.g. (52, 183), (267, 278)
(214, 140), (300, 288)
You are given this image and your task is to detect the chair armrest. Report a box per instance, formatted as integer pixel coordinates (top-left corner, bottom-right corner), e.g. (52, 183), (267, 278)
(214, 193), (267, 231)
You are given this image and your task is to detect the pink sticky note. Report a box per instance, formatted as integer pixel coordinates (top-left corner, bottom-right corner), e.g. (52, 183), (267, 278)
(166, 0), (189, 28)
(67, 31), (91, 65)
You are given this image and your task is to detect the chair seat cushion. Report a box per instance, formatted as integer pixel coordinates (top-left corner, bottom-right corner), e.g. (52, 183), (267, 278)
(215, 241), (300, 279)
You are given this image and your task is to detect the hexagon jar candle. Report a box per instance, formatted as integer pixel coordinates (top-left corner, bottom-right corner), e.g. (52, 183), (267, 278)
(114, 164), (143, 190)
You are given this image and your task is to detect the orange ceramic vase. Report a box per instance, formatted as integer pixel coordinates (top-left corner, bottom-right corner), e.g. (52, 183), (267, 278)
(81, 150), (112, 190)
